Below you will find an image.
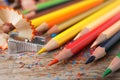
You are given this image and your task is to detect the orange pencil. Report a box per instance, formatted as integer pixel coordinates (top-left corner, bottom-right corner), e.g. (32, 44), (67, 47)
(33, 0), (105, 32)
(45, 0), (113, 35)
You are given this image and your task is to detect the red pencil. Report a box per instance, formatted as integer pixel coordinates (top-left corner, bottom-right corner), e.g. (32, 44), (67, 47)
(48, 12), (120, 66)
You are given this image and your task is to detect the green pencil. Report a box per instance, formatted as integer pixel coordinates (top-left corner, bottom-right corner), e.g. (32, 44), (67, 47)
(22, 0), (70, 14)
(102, 53), (120, 78)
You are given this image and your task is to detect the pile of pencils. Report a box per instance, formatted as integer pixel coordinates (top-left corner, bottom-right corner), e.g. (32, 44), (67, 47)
(30, 0), (120, 78)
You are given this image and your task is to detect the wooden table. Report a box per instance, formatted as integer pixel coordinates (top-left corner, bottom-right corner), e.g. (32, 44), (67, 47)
(0, 41), (120, 80)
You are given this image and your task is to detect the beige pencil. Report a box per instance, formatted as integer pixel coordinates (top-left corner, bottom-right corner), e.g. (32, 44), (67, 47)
(91, 20), (120, 48)
(74, 6), (120, 40)
(45, 0), (113, 35)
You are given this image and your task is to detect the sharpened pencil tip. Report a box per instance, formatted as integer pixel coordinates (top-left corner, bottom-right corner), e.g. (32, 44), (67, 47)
(85, 56), (95, 64)
(74, 33), (82, 40)
(37, 48), (47, 54)
(90, 46), (97, 54)
(102, 68), (112, 78)
(48, 59), (59, 66)
(91, 41), (98, 48)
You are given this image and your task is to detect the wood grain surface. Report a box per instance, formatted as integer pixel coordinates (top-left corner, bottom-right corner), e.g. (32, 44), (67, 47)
(0, 41), (120, 80)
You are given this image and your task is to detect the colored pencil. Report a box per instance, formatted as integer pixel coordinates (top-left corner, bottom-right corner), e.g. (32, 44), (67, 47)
(86, 31), (120, 64)
(74, 6), (120, 40)
(26, 0), (81, 19)
(102, 53), (120, 78)
(91, 20), (120, 48)
(48, 12), (120, 66)
(37, 0), (120, 54)
(31, 0), (104, 31)
(45, 0), (113, 35)
(22, 0), (70, 14)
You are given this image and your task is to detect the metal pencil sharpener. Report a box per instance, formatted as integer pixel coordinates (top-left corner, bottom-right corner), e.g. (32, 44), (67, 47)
(8, 32), (46, 54)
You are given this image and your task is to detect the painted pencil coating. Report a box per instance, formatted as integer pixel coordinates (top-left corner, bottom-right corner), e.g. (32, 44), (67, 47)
(66, 13), (120, 54)
(46, 0), (113, 35)
(48, 12), (120, 66)
(74, 6), (120, 40)
(31, 0), (104, 27)
(22, 0), (70, 14)
(37, 0), (120, 54)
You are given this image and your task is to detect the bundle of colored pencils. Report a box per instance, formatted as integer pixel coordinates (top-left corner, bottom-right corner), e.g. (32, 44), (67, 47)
(14, 0), (120, 78)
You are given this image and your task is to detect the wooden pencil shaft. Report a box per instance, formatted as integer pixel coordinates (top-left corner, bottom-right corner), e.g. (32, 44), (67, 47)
(108, 54), (120, 72)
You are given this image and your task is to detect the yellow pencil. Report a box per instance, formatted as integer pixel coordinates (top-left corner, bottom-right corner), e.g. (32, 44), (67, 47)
(31, 0), (104, 32)
(37, 0), (120, 54)
(74, 6), (120, 40)
(45, 0), (113, 35)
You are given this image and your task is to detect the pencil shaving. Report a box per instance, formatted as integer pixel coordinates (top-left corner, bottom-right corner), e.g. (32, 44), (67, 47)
(0, 6), (35, 49)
